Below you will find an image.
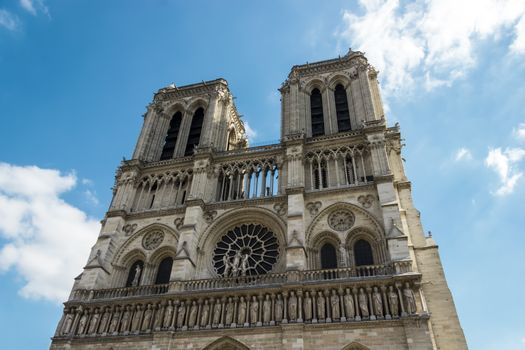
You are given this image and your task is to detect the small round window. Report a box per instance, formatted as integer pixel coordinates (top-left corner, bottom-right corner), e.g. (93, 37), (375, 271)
(212, 224), (279, 277)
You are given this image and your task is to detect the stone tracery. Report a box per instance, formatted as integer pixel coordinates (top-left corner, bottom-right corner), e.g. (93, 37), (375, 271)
(213, 224), (279, 277)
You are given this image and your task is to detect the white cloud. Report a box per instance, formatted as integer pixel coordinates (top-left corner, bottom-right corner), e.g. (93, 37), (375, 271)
(83, 189), (99, 206)
(337, 0), (525, 97)
(0, 9), (19, 31)
(510, 15), (525, 54)
(454, 147), (473, 162)
(0, 163), (99, 303)
(485, 147), (525, 196)
(244, 121), (257, 142)
(513, 123), (525, 141)
(19, 0), (48, 16)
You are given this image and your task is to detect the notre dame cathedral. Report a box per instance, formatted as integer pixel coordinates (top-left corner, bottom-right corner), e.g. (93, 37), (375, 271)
(50, 51), (468, 350)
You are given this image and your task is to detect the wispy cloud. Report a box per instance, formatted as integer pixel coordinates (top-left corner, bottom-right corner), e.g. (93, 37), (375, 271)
(83, 189), (99, 206)
(244, 121), (257, 142)
(0, 9), (20, 31)
(0, 163), (99, 302)
(513, 123), (525, 141)
(485, 147), (525, 196)
(337, 0), (525, 97)
(454, 147), (473, 162)
(19, 0), (48, 16)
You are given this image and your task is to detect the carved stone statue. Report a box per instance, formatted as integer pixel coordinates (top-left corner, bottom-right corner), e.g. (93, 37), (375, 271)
(163, 300), (173, 328)
(274, 294), (283, 322)
(231, 252), (242, 277)
(131, 305), (142, 332)
(200, 300), (210, 327)
(238, 296), (247, 324)
(212, 299), (222, 325)
(263, 295), (271, 323)
(288, 292), (298, 321)
(373, 287), (383, 317)
(131, 264), (142, 287)
(223, 254), (231, 277)
(62, 312), (73, 335)
(330, 290), (340, 319)
(317, 291), (325, 319)
(87, 309), (100, 335)
(120, 306), (131, 332)
(99, 307), (111, 334)
(153, 303), (163, 330)
(241, 254), (249, 276)
(388, 286), (399, 317)
(403, 283), (417, 314)
(109, 308), (121, 333)
(142, 304), (153, 331)
(304, 292), (312, 321)
(343, 288), (355, 319)
(188, 301), (198, 327)
(77, 310), (88, 335)
(225, 297), (234, 325)
(176, 301), (186, 328)
(250, 296), (259, 323)
(358, 288), (369, 317)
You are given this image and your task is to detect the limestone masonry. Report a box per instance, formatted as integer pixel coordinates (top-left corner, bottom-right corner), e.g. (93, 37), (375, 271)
(50, 50), (468, 350)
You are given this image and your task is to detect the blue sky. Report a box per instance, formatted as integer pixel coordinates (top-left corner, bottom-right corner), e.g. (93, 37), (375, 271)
(0, 0), (524, 349)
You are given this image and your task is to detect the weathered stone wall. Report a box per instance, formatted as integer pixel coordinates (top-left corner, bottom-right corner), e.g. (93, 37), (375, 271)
(52, 322), (435, 350)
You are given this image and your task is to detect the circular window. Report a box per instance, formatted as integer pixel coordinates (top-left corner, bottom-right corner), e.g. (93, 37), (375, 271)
(328, 210), (355, 231)
(142, 230), (164, 250)
(212, 224), (279, 277)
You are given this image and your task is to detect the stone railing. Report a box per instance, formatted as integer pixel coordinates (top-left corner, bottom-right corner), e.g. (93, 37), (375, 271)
(70, 262), (413, 302)
(55, 272), (423, 340)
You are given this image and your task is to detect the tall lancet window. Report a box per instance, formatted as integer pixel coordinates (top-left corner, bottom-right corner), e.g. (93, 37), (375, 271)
(354, 239), (374, 266)
(334, 84), (351, 132)
(160, 111), (183, 160)
(320, 243), (338, 269)
(184, 107), (205, 156)
(227, 129), (237, 151)
(154, 257), (173, 285)
(310, 88), (325, 137)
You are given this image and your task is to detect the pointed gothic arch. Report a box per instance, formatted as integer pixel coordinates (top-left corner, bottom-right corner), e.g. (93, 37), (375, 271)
(305, 202), (384, 245)
(203, 336), (250, 350)
(341, 342), (370, 350)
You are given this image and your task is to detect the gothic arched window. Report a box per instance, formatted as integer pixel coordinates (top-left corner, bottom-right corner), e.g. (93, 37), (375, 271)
(310, 88), (325, 137)
(320, 243), (338, 269)
(154, 257), (173, 284)
(227, 129), (237, 151)
(312, 159), (328, 189)
(125, 260), (144, 287)
(160, 111), (182, 160)
(184, 107), (205, 156)
(334, 84), (351, 132)
(354, 239), (374, 266)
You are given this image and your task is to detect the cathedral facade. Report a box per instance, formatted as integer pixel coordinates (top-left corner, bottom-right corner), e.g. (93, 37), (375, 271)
(50, 51), (468, 350)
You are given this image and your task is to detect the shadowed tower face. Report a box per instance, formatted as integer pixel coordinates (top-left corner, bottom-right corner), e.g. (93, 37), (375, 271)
(50, 51), (467, 350)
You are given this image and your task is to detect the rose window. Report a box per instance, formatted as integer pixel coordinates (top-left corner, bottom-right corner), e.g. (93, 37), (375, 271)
(142, 230), (164, 250)
(328, 210), (355, 231)
(213, 224), (279, 277)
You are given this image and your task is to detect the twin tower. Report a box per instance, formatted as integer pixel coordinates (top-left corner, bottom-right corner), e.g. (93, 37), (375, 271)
(51, 51), (468, 350)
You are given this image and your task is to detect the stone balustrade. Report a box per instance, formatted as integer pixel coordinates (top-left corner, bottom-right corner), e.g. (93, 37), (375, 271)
(70, 263), (413, 302)
(56, 273), (423, 339)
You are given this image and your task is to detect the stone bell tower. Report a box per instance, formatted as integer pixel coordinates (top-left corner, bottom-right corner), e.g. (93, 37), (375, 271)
(50, 51), (467, 350)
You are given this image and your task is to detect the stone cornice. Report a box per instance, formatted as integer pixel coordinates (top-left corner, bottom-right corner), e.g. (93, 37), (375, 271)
(106, 207), (186, 220)
(205, 195), (287, 211)
(153, 78), (229, 102)
(304, 183), (376, 199)
(287, 51), (367, 79)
